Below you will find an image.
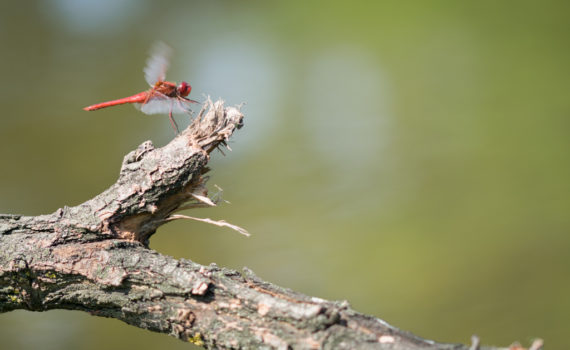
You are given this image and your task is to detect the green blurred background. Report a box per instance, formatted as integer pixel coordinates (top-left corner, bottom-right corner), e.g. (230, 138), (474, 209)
(1, 1), (568, 349)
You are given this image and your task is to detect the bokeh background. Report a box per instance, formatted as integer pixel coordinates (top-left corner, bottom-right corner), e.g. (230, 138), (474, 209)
(1, 1), (568, 349)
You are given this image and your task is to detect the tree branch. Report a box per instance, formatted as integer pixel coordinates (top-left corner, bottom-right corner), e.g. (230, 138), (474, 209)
(0, 99), (540, 350)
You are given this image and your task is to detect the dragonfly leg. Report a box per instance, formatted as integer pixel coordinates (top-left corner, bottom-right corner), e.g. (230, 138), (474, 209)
(168, 109), (180, 134)
(180, 96), (200, 104)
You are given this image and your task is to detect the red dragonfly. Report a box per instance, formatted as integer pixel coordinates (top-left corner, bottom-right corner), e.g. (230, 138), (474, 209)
(84, 42), (198, 133)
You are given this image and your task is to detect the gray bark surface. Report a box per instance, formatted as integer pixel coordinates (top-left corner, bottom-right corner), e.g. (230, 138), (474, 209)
(0, 100), (538, 350)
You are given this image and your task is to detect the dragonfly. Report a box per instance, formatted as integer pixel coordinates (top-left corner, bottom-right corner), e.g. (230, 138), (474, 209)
(83, 42), (198, 133)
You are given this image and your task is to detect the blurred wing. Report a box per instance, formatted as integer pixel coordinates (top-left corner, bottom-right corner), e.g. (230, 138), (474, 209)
(144, 42), (172, 86)
(137, 94), (194, 115)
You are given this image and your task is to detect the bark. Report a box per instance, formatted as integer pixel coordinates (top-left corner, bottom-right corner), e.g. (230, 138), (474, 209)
(0, 99), (540, 350)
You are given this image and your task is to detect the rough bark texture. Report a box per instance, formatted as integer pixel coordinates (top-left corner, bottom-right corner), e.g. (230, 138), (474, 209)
(0, 100), (540, 350)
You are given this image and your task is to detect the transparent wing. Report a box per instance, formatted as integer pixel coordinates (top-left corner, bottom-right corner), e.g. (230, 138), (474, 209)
(136, 94), (195, 115)
(144, 42), (172, 86)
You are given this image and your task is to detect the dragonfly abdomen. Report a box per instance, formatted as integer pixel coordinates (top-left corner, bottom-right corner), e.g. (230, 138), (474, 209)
(83, 92), (149, 111)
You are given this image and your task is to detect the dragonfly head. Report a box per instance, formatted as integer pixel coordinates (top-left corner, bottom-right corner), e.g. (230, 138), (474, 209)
(177, 81), (192, 97)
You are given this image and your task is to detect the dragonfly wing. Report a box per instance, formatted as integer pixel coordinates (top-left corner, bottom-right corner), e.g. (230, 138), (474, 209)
(174, 98), (198, 113)
(137, 94), (194, 115)
(144, 42), (172, 86)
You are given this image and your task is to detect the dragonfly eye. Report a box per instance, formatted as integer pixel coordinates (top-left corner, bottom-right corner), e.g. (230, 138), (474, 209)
(178, 81), (191, 96)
